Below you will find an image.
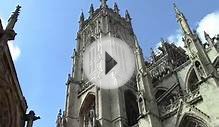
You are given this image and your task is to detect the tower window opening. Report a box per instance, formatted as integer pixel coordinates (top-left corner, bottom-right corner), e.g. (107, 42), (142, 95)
(124, 90), (139, 126)
(187, 69), (199, 92)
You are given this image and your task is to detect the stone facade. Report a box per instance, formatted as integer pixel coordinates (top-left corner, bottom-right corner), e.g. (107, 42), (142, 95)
(57, 1), (219, 127)
(0, 6), (39, 127)
(0, 6), (28, 127)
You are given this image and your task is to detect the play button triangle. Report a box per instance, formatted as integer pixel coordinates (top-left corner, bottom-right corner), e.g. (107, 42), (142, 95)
(105, 52), (117, 75)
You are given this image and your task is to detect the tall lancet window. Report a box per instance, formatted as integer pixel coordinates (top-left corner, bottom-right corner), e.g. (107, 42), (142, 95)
(79, 94), (95, 127)
(124, 90), (139, 126)
(187, 69), (199, 92)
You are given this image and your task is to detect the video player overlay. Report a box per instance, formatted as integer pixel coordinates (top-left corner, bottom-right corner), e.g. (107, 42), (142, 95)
(83, 36), (135, 89)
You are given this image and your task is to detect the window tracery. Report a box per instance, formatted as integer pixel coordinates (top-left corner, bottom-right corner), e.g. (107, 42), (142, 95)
(179, 114), (208, 127)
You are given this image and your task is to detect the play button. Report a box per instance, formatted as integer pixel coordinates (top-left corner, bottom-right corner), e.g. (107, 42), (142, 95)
(83, 36), (135, 89)
(105, 52), (117, 74)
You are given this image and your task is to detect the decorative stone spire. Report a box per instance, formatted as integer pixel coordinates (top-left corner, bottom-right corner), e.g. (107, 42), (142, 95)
(204, 31), (210, 40)
(150, 48), (156, 61)
(125, 10), (131, 22)
(58, 109), (62, 117)
(173, 3), (192, 35)
(160, 38), (167, 53)
(89, 4), (94, 17)
(1, 5), (21, 41)
(204, 31), (214, 46)
(114, 3), (120, 14)
(80, 11), (84, 22)
(100, 0), (108, 8)
(56, 109), (62, 127)
(6, 5), (21, 30)
(79, 11), (84, 29)
(0, 19), (4, 36)
(134, 34), (145, 74)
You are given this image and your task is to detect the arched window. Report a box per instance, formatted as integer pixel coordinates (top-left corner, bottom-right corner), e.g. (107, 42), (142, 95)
(155, 89), (177, 106)
(194, 61), (205, 78)
(124, 90), (139, 126)
(179, 114), (208, 127)
(79, 94), (95, 127)
(155, 89), (178, 114)
(187, 69), (199, 92)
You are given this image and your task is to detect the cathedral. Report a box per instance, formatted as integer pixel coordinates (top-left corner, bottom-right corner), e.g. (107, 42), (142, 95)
(56, 1), (219, 127)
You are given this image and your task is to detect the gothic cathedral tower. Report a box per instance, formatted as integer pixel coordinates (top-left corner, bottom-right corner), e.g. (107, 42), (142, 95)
(56, 1), (161, 127)
(56, 1), (219, 127)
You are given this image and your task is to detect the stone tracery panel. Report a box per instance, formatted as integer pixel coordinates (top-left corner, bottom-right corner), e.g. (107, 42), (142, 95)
(155, 89), (179, 116)
(178, 114), (209, 127)
(150, 59), (172, 83)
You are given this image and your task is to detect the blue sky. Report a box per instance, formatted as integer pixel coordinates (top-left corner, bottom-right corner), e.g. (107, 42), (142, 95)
(0, 0), (219, 127)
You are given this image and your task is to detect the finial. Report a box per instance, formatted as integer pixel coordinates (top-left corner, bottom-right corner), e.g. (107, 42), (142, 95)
(58, 109), (62, 117)
(80, 11), (84, 22)
(173, 3), (181, 15)
(204, 31), (214, 45)
(204, 31), (209, 38)
(160, 38), (167, 53)
(173, 3), (192, 35)
(89, 4), (94, 16)
(79, 11), (84, 29)
(73, 48), (77, 56)
(114, 3), (120, 13)
(161, 38), (165, 44)
(6, 5), (21, 30)
(125, 10), (131, 22)
(173, 3), (185, 22)
(66, 74), (72, 85)
(0, 19), (3, 34)
(100, 0), (108, 8)
(150, 48), (156, 61)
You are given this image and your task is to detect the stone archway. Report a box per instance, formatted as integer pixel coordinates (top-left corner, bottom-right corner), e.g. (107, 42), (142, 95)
(187, 69), (199, 92)
(178, 114), (209, 127)
(185, 66), (199, 92)
(79, 93), (96, 127)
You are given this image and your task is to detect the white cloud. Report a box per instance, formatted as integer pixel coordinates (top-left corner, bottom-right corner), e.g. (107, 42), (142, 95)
(8, 41), (21, 61)
(1, 18), (21, 61)
(167, 29), (184, 48)
(197, 11), (219, 41)
(168, 11), (219, 47)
